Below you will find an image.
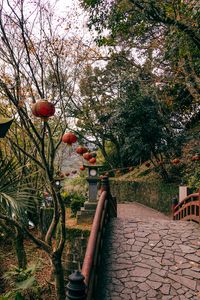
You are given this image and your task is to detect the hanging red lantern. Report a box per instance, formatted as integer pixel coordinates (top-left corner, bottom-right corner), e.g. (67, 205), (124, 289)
(89, 157), (96, 164)
(31, 100), (55, 120)
(83, 152), (92, 161)
(76, 146), (88, 155)
(80, 166), (85, 171)
(171, 158), (180, 165)
(191, 154), (199, 161)
(62, 132), (77, 145)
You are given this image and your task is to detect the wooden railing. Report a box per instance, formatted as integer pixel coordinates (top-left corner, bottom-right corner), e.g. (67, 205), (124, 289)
(67, 176), (117, 300)
(173, 189), (200, 223)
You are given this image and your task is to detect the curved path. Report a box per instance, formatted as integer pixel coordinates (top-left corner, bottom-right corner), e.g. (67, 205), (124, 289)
(97, 203), (200, 300)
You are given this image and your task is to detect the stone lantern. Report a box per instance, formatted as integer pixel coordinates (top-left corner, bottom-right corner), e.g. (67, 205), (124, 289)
(77, 165), (103, 224)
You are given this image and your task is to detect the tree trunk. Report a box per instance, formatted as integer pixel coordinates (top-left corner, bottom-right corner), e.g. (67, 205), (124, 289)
(15, 228), (27, 269)
(160, 164), (170, 182)
(52, 252), (66, 300)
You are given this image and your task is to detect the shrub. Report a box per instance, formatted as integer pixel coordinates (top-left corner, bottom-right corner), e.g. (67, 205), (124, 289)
(61, 191), (72, 207)
(70, 193), (86, 217)
(2, 264), (41, 300)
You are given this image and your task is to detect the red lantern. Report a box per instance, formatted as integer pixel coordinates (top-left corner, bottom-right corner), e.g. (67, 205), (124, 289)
(76, 146), (88, 155)
(145, 162), (150, 168)
(171, 158), (180, 165)
(191, 155), (200, 161)
(65, 172), (70, 177)
(31, 100), (55, 120)
(80, 166), (85, 171)
(89, 157), (96, 164)
(83, 152), (92, 161)
(62, 132), (77, 145)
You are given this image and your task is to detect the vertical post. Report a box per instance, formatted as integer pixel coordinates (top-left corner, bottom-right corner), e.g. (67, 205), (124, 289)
(100, 176), (109, 193)
(172, 197), (178, 220)
(100, 176), (117, 217)
(179, 185), (188, 202)
(66, 270), (86, 300)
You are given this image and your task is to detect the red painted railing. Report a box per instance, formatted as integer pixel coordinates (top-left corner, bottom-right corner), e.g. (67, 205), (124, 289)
(173, 189), (200, 223)
(67, 176), (117, 300)
(82, 176), (117, 300)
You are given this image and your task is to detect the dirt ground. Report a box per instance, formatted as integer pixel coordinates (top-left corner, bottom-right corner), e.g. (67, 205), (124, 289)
(0, 237), (56, 299)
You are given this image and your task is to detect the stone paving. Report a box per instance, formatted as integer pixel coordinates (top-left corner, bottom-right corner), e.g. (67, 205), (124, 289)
(97, 203), (200, 300)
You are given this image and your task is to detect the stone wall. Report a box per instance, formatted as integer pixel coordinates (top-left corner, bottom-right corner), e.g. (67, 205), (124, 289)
(110, 179), (178, 214)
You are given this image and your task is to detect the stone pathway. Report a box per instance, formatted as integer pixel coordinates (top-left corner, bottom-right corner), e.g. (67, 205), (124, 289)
(117, 203), (170, 221)
(97, 203), (200, 300)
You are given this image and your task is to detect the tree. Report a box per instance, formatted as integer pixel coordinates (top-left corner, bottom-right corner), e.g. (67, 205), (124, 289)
(73, 63), (124, 168)
(112, 81), (179, 180)
(0, 1), (95, 299)
(80, 0), (200, 120)
(73, 48), (185, 180)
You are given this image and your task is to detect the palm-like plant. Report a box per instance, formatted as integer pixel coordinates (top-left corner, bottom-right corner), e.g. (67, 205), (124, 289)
(0, 159), (31, 213)
(0, 152), (34, 269)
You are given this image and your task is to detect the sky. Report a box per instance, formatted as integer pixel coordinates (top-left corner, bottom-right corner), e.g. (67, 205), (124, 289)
(53, 0), (92, 42)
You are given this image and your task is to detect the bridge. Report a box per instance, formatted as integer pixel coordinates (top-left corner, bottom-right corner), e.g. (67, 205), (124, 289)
(67, 177), (200, 300)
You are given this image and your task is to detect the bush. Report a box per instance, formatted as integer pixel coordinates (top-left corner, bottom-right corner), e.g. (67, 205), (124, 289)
(61, 191), (72, 207)
(2, 264), (41, 300)
(70, 193), (86, 217)
(184, 164), (200, 192)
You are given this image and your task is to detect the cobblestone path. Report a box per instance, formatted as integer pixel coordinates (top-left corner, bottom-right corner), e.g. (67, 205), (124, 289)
(97, 203), (200, 300)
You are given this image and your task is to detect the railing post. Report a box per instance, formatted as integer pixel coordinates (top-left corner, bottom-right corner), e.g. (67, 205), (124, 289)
(100, 176), (117, 217)
(172, 197), (178, 220)
(66, 270), (86, 300)
(100, 176), (109, 193)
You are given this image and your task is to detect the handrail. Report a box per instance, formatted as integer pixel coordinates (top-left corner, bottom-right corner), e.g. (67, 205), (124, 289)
(173, 189), (200, 223)
(66, 176), (117, 300)
(82, 190), (107, 286)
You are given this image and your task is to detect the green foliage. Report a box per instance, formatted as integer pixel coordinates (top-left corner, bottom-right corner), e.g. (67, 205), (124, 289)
(61, 191), (72, 207)
(70, 193), (86, 217)
(0, 153), (35, 217)
(81, 0), (200, 126)
(2, 264), (40, 300)
(111, 179), (178, 214)
(186, 167), (200, 191)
